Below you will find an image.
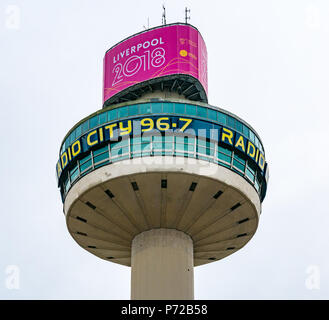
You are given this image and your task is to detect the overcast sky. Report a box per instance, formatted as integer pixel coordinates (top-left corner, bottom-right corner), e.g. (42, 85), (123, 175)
(1, 0), (328, 299)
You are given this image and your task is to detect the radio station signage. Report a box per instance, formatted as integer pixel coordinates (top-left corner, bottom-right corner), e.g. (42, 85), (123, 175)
(103, 24), (208, 104)
(56, 116), (266, 182)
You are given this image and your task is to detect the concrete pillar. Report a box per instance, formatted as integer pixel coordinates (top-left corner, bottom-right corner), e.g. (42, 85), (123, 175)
(131, 228), (194, 300)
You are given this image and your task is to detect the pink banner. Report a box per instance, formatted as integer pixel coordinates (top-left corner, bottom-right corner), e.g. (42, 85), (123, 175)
(103, 24), (208, 103)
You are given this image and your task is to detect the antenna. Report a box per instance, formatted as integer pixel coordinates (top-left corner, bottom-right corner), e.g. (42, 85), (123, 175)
(162, 5), (166, 25)
(143, 17), (149, 30)
(185, 7), (191, 24)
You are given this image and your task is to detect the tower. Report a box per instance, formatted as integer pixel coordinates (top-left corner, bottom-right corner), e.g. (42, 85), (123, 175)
(56, 23), (269, 300)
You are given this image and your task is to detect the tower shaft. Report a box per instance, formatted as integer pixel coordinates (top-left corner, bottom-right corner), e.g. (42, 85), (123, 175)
(131, 229), (194, 300)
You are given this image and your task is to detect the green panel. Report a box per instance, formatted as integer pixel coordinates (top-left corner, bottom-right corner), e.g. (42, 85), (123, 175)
(174, 103), (185, 114)
(217, 152), (231, 163)
(242, 124), (249, 138)
(163, 103), (174, 113)
(197, 106), (207, 118)
(108, 109), (117, 121)
(235, 120), (243, 133)
(82, 120), (89, 134)
(94, 152), (109, 164)
(227, 116), (235, 129)
(151, 103), (162, 113)
(99, 112), (107, 125)
(75, 125), (82, 138)
(186, 104), (197, 116)
(249, 131), (255, 143)
(207, 108), (217, 121)
(93, 145), (108, 156)
(90, 115), (99, 128)
(80, 159), (92, 172)
(118, 106), (128, 118)
(217, 112), (227, 125)
(218, 145), (232, 156)
(128, 104), (139, 116)
(233, 159), (245, 172)
(139, 103), (151, 114)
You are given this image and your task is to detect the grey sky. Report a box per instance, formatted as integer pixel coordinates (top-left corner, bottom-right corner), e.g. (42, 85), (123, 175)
(0, 0), (328, 299)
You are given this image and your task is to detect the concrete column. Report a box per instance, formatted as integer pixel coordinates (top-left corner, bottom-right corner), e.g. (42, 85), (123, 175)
(131, 228), (194, 300)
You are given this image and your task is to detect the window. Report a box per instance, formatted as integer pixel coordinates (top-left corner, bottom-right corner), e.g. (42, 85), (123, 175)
(227, 116), (235, 129)
(75, 125), (82, 138)
(186, 104), (197, 116)
(163, 102), (174, 113)
(99, 112), (107, 124)
(90, 115), (99, 129)
(207, 108), (217, 121)
(235, 120), (243, 133)
(82, 120), (89, 134)
(128, 105), (139, 116)
(217, 112), (226, 125)
(242, 124), (249, 138)
(118, 106), (128, 118)
(139, 103), (151, 114)
(151, 103), (162, 113)
(108, 109), (117, 121)
(197, 106), (207, 118)
(175, 103), (185, 114)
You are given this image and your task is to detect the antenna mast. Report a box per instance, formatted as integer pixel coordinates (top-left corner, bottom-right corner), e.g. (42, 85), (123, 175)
(185, 7), (191, 24)
(162, 5), (166, 25)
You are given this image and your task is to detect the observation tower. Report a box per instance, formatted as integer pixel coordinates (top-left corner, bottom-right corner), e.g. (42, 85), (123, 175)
(56, 22), (269, 300)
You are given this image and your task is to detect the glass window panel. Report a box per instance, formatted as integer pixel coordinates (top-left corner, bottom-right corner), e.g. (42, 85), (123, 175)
(249, 131), (255, 143)
(80, 159), (92, 172)
(131, 137), (141, 145)
(217, 112), (227, 125)
(164, 136), (174, 142)
(108, 109), (117, 121)
(164, 143), (173, 149)
(70, 169), (79, 182)
(234, 152), (246, 164)
(242, 125), (249, 138)
(163, 103), (174, 113)
(217, 152), (231, 163)
(233, 159), (245, 172)
(175, 137), (184, 144)
(153, 142), (163, 149)
(186, 104), (197, 116)
(129, 105), (139, 116)
(80, 154), (91, 165)
(93, 145), (108, 156)
(197, 139), (207, 147)
(75, 125), (82, 138)
(90, 115), (99, 128)
(151, 103), (162, 113)
(118, 106), (128, 118)
(197, 146), (207, 154)
(152, 136), (163, 142)
(139, 103), (151, 114)
(218, 145), (232, 156)
(132, 144), (142, 152)
(94, 152), (109, 164)
(99, 112), (107, 124)
(175, 143), (185, 151)
(246, 169), (255, 182)
(227, 116), (235, 128)
(236, 120), (243, 133)
(82, 120), (89, 133)
(174, 103), (185, 114)
(197, 106), (207, 118)
(208, 108), (217, 121)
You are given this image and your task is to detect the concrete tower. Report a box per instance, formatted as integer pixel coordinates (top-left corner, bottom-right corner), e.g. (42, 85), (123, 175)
(56, 23), (269, 300)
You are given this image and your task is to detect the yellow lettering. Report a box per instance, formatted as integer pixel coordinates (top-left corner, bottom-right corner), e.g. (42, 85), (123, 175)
(99, 127), (104, 142)
(61, 152), (68, 168)
(105, 123), (117, 138)
(71, 140), (81, 157)
(119, 120), (132, 136)
(87, 130), (98, 146)
(235, 135), (245, 152)
(258, 153), (265, 170)
(247, 141), (256, 158)
(221, 128), (233, 145)
(68, 147), (72, 161)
